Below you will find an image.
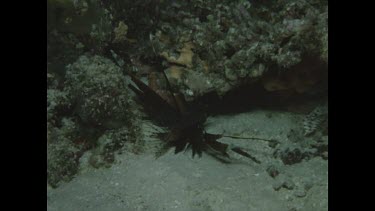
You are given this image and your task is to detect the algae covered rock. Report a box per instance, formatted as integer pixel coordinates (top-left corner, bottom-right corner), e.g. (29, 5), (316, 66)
(88, 126), (142, 168)
(47, 140), (79, 188)
(47, 55), (142, 187)
(47, 118), (80, 188)
(65, 55), (133, 128)
(149, 0), (327, 99)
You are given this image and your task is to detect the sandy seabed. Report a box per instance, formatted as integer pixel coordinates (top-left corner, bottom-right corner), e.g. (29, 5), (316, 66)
(47, 109), (328, 211)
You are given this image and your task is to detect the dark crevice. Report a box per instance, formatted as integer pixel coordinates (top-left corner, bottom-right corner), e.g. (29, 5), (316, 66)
(196, 58), (327, 116)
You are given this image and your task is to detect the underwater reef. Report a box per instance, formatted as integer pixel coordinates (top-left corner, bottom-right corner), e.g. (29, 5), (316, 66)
(47, 0), (327, 187)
